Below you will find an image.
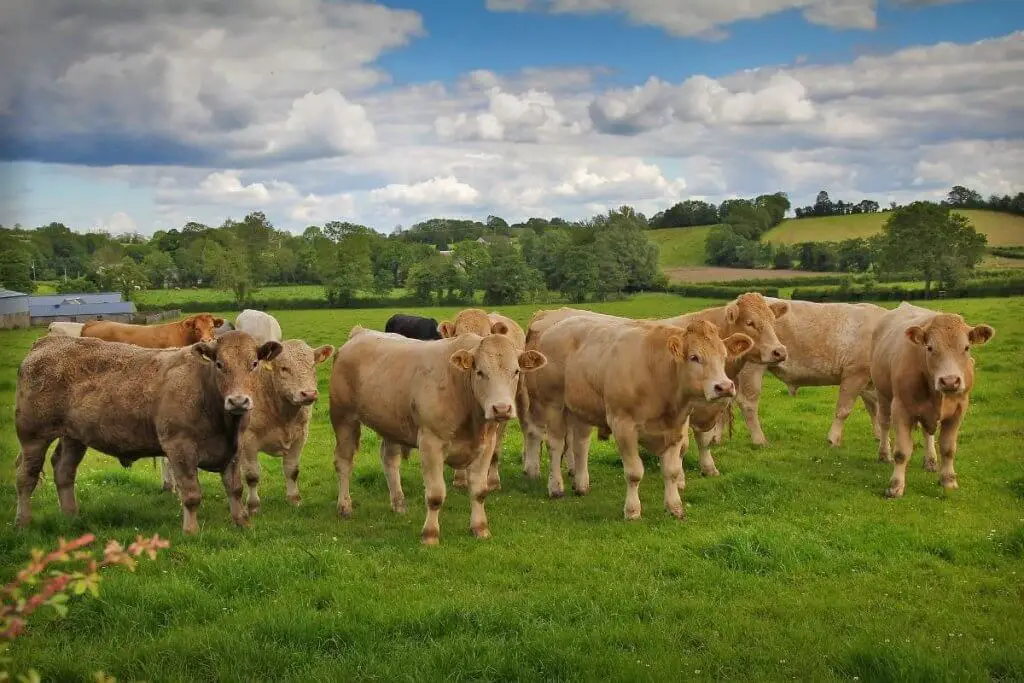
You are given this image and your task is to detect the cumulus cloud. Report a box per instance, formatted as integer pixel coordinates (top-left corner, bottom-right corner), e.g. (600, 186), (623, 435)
(92, 211), (137, 235)
(369, 176), (482, 206)
(436, 87), (586, 142)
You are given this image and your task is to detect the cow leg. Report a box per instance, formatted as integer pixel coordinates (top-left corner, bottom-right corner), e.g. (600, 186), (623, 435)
(15, 438), (52, 528)
(736, 363), (769, 446)
(283, 444), (303, 506)
(418, 432), (447, 546)
(167, 455), (202, 535)
(521, 418), (544, 480)
(452, 467), (469, 490)
(693, 426), (720, 477)
(221, 458), (250, 529)
(568, 417), (593, 496)
(921, 431), (938, 472)
(333, 419), (360, 518)
(659, 436), (687, 519)
(161, 459), (177, 493)
(610, 418), (643, 520)
(859, 389), (883, 441)
(829, 373), (868, 447)
(467, 430), (497, 539)
(52, 438), (87, 516)
(884, 402), (914, 499)
(239, 436), (262, 515)
(876, 394), (894, 463)
(487, 422), (505, 492)
(938, 412), (965, 490)
(379, 440), (407, 514)
(544, 409), (568, 499)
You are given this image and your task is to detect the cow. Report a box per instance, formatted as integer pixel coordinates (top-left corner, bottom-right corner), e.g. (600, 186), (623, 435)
(14, 331), (282, 533)
(384, 313), (442, 340)
(521, 293), (788, 483)
(80, 313), (224, 348)
(47, 322), (85, 337)
(161, 340), (334, 511)
(734, 298), (889, 447)
(214, 319), (236, 338)
(235, 309), (283, 345)
(435, 308), (528, 492)
(870, 302), (994, 498)
(523, 315), (753, 516)
(329, 326), (547, 544)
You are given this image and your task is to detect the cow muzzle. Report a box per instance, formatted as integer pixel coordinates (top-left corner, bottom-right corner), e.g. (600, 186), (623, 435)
(293, 389), (318, 406)
(224, 394), (253, 414)
(937, 374), (963, 394)
(488, 402), (514, 421)
(764, 345), (787, 364)
(706, 379), (736, 401)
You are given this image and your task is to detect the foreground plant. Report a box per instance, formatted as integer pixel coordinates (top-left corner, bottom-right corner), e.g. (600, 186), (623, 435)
(1, 533), (170, 682)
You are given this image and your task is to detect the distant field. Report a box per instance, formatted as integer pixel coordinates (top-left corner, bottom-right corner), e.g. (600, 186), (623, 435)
(763, 209), (1024, 246)
(664, 266), (833, 283)
(647, 225), (714, 268)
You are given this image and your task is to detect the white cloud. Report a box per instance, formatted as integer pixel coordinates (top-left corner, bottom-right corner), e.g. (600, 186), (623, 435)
(369, 176), (482, 206)
(436, 87), (586, 142)
(262, 90), (377, 159)
(92, 211), (137, 235)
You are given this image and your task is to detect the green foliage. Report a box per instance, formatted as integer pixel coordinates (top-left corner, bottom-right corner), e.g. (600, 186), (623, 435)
(323, 233), (374, 306)
(55, 277), (98, 294)
(0, 234), (34, 293)
(98, 258), (148, 300)
(649, 199), (719, 228)
(792, 275), (1024, 301)
(772, 243), (794, 270)
(479, 241), (541, 305)
(140, 251), (176, 289)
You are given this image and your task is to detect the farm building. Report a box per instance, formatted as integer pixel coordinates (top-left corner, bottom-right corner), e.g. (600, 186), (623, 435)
(28, 291), (137, 326)
(0, 288), (30, 329)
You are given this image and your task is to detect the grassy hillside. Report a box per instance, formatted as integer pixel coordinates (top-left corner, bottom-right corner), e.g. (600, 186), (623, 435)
(2, 294), (1022, 681)
(647, 225), (714, 268)
(763, 209), (1024, 246)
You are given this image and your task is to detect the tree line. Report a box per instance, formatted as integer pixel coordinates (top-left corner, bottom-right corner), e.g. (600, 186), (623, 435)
(0, 207), (662, 306)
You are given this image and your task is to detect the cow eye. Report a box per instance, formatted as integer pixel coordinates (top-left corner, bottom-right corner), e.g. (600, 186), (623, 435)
(964, 345), (970, 353)
(280, 366), (290, 374)
(689, 354), (701, 363)
(746, 321), (756, 328)
(476, 370), (485, 379)
(249, 360), (258, 371)
(926, 345), (934, 353)
(215, 360), (225, 371)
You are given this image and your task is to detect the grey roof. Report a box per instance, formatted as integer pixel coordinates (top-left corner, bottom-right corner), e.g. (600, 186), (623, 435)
(30, 301), (137, 317)
(29, 292), (123, 307)
(0, 288), (28, 298)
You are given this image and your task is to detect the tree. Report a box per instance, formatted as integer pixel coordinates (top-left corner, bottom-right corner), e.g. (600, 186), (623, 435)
(0, 235), (34, 292)
(141, 251), (176, 288)
(451, 239), (492, 297)
(406, 253), (449, 304)
(323, 234), (373, 305)
(479, 241), (541, 305)
(215, 250), (255, 305)
(878, 201), (987, 293)
(814, 190), (833, 216)
(772, 243), (794, 270)
(486, 215), (510, 235)
(945, 185), (984, 208)
(559, 245), (597, 303)
(100, 257), (149, 300)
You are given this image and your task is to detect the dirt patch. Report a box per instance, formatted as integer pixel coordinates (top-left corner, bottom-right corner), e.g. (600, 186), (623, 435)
(665, 267), (834, 283)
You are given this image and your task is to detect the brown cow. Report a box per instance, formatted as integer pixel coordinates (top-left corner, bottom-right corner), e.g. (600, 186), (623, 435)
(330, 326), (547, 544)
(162, 340), (335, 512)
(734, 298), (889, 447)
(80, 313), (225, 348)
(870, 302), (994, 498)
(436, 308), (527, 492)
(521, 293), (788, 482)
(524, 316), (752, 517)
(14, 331), (282, 533)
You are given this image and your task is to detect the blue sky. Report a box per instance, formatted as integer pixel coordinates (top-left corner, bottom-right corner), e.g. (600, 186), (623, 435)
(0, 0), (1021, 234)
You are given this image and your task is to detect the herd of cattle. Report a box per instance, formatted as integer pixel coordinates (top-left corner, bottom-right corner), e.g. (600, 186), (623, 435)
(13, 294), (994, 544)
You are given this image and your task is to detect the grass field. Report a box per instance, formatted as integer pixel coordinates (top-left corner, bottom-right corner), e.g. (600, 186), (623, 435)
(763, 210), (1024, 246)
(2, 294), (1023, 681)
(648, 225), (714, 268)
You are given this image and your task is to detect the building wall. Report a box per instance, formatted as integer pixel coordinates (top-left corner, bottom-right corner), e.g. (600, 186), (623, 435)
(31, 313), (134, 326)
(0, 296), (29, 316)
(0, 311), (31, 330)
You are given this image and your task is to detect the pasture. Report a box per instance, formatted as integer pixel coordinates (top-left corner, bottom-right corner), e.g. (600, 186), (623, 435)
(2, 293), (1023, 682)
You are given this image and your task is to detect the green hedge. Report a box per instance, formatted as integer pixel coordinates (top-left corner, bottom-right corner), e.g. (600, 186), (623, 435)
(668, 283), (780, 299)
(792, 277), (1024, 302)
(135, 295), (473, 313)
(989, 246), (1024, 259)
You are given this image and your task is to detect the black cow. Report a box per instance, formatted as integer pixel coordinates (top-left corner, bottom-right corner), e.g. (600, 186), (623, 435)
(384, 313), (442, 340)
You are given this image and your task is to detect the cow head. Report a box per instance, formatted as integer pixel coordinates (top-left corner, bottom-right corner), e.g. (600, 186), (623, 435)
(194, 331), (283, 415)
(439, 308), (507, 338)
(267, 340), (335, 406)
(905, 314), (994, 395)
(185, 313), (226, 344)
(664, 320), (754, 402)
(724, 293), (788, 365)
(449, 333), (547, 421)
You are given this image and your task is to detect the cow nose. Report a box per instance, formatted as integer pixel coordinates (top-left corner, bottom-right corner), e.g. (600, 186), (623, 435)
(299, 389), (318, 402)
(714, 380), (735, 397)
(491, 403), (513, 420)
(939, 375), (962, 391)
(772, 346), (787, 362)
(225, 394), (253, 413)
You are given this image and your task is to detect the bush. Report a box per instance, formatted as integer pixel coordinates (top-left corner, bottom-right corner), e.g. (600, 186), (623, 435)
(667, 283), (780, 299)
(791, 276), (1024, 302)
(988, 246), (1024, 259)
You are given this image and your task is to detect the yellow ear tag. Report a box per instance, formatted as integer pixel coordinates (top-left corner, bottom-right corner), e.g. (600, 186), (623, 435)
(261, 360), (272, 371)
(199, 354), (211, 363)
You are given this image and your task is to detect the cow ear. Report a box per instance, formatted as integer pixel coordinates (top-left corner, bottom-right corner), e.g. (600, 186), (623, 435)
(968, 324), (995, 345)
(184, 317), (196, 329)
(314, 344), (335, 363)
(723, 333), (754, 358)
(439, 321), (456, 338)
(905, 326), (926, 346)
(666, 334), (685, 360)
(769, 300), (789, 319)
(194, 342), (216, 363)
(449, 349), (474, 371)
(490, 320), (509, 335)
(213, 317), (225, 327)
(725, 303), (739, 324)
(258, 341), (283, 362)
(518, 349), (547, 371)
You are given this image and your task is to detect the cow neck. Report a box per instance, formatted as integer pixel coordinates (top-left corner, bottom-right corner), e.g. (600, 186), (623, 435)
(196, 361), (248, 455)
(643, 334), (684, 410)
(446, 354), (483, 431)
(257, 364), (304, 423)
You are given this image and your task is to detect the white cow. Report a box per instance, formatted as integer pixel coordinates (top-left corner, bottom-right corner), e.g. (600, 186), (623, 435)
(235, 309), (283, 345)
(48, 322), (85, 337)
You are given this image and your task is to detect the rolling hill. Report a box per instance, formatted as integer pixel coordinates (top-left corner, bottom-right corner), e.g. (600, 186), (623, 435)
(761, 209), (1024, 246)
(647, 224), (714, 268)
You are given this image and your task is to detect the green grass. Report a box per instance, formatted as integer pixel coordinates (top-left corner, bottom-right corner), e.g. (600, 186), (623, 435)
(2, 293), (1024, 682)
(647, 225), (715, 268)
(764, 209), (1024, 246)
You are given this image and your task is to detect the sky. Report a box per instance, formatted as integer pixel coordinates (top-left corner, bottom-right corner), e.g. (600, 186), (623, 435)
(0, 0), (1021, 236)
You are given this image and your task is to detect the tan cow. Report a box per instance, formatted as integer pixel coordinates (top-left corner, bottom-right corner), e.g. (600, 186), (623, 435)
(329, 327), (547, 544)
(162, 340), (334, 512)
(521, 293), (788, 483)
(436, 308), (527, 492)
(47, 321), (85, 337)
(81, 313), (225, 348)
(734, 298), (889, 447)
(524, 316), (752, 517)
(14, 331), (282, 533)
(870, 302), (994, 498)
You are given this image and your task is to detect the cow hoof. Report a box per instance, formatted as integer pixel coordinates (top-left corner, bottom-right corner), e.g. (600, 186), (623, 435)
(162, 482), (175, 493)
(392, 500), (407, 514)
(234, 518), (252, 529)
(549, 488), (565, 499)
(182, 524), (199, 536)
(471, 526), (491, 540)
(828, 438), (841, 448)
(666, 504), (686, 520)
(752, 436), (768, 447)
(487, 480), (502, 493)
(247, 503), (261, 515)
(421, 533), (440, 546)
(878, 454), (894, 464)
(573, 485), (590, 496)
(923, 459), (938, 473)
(522, 468), (540, 480)
(884, 484), (905, 499)
(624, 507), (641, 521)
(338, 506), (353, 519)
(14, 515), (29, 529)
(287, 495), (302, 506)
(940, 475), (959, 491)
(701, 467), (721, 478)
